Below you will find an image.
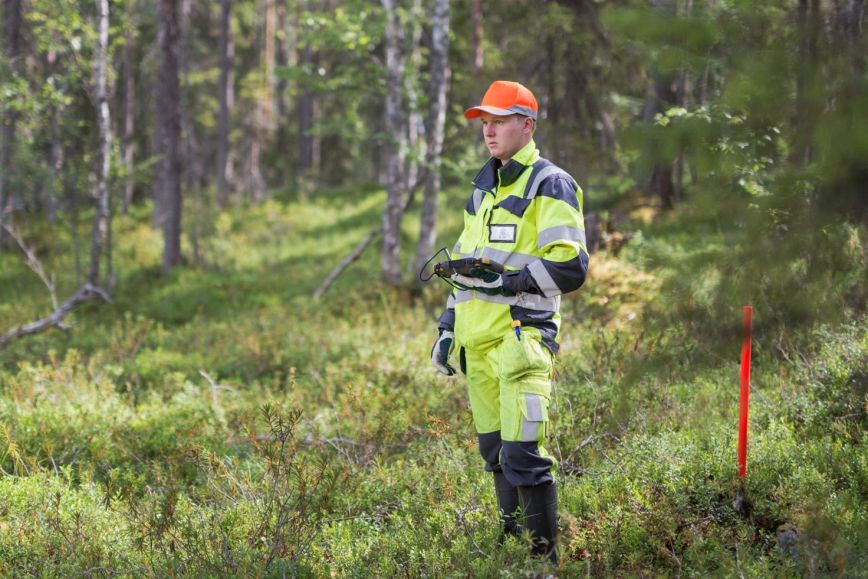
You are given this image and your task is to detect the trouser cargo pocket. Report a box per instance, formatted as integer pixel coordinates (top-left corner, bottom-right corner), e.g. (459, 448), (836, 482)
(517, 390), (549, 442)
(498, 329), (553, 443)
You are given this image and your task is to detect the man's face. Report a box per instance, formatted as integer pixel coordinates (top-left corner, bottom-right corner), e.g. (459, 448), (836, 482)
(479, 113), (533, 161)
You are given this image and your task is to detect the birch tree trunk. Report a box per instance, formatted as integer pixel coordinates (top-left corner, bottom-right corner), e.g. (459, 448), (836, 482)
(380, 0), (407, 286)
(158, 0), (183, 272)
(217, 0), (234, 207)
(89, 0), (113, 287)
(672, 0), (693, 203)
(403, 0), (424, 195)
(47, 111), (62, 223)
(296, 43), (316, 177)
(297, 0), (318, 191)
(471, 0), (483, 74)
(413, 0), (450, 288)
(263, 0), (276, 125)
(45, 49), (61, 223)
(179, 0), (203, 191)
(275, 1), (293, 181)
(152, 17), (167, 230)
(122, 21), (136, 214)
(249, 0), (275, 203)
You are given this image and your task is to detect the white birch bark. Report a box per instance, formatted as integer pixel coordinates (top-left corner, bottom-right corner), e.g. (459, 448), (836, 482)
(217, 0), (234, 206)
(158, 0), (183, 272)
(122, 20), (136, 214)
(89, 0), (113, 287)
(413, 0), (450, 286)
(380, 0), (407, 285)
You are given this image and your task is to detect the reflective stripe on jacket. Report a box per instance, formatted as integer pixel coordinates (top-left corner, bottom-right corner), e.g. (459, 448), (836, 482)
(438, 139), (588, 354)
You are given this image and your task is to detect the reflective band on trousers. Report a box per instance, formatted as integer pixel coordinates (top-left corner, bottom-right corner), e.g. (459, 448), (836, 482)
(521, 393), (544, 441)
(538, 225), (586, 249)
(453, 288), (560, 312)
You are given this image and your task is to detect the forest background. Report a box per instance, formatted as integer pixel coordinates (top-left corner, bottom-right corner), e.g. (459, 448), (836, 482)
(0, 0), (865, 576)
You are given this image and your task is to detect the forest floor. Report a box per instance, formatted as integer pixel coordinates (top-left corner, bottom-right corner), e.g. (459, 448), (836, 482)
(0, 184), (865, 577)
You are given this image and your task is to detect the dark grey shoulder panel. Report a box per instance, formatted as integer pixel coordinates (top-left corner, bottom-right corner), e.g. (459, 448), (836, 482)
(521, 159), (556, 198)
(537, 177), (580, 210)
(496, 195), (533, 217)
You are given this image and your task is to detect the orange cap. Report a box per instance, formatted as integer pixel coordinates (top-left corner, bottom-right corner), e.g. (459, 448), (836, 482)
(464, 80), (538, 121)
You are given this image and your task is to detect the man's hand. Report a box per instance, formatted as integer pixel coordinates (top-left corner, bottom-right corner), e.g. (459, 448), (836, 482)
(451, 268), (520, 296)
(431, 330), (456, 376)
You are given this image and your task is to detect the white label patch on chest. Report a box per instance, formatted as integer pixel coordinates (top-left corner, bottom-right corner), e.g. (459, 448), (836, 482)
(489, 224), (517, 243)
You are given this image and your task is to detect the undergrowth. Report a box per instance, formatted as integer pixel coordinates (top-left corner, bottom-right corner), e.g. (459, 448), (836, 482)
(0, 186), (865, 576)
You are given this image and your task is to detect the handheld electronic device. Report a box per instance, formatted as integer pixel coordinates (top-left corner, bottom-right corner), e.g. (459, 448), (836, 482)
(433, 256), (504, 278)
(419, 247), (506, 286)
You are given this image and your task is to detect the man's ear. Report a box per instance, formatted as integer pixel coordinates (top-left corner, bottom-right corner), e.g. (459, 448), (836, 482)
(524, 117), (536, 134)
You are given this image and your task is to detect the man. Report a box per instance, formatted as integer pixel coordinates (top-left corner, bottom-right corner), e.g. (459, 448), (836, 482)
(430, 80), (588, 563)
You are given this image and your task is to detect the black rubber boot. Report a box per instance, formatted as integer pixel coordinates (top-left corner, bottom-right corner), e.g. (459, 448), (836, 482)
(493, 471), (522, 539)
(518, 482), (559, 564)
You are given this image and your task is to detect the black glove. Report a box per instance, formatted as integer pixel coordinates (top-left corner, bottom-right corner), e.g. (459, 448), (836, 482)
(450, 268), (526, 296)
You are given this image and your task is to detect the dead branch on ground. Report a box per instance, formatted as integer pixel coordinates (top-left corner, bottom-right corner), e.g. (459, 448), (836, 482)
(312, 170), (427, 299)
(2, 223), (59, 309)
(0, 283), (112, 349)
(1, 222), (113, 349)
(312, 226), (382, 299)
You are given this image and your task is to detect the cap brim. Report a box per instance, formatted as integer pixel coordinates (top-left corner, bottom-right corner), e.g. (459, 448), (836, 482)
(464, 105), (515, 119)
(464, 105), (538, 120)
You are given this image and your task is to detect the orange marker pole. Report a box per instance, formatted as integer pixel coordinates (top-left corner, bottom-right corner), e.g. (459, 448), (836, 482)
(737, 306), (752, 478)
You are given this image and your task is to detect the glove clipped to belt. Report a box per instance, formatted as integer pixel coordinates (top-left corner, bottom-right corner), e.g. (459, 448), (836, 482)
(431, 329), (456, 376)
(450, 268), (522, 296)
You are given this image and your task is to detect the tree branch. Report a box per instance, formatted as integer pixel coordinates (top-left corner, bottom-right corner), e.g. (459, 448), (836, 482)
(0, 283), (112, 350)
(1, 222), (59, 310)
(312, 169), (428, 299)
(312, 226), (383, 299)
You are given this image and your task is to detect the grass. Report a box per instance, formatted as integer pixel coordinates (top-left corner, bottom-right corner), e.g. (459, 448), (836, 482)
(0, 184), (865, 576)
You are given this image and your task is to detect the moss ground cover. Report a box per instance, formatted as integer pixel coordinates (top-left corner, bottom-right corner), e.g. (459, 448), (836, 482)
(0, 186), (865, 577)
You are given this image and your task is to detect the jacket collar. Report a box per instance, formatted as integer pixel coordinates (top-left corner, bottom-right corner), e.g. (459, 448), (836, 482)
(471, 139), (539, 193)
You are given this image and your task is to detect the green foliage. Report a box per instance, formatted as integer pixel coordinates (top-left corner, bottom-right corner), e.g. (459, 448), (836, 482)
(250, 405), (349, 572)
(1, 181), (865, 575)
(1, 0), (867, 574)
(0, 471), (139, 575)
(780, 322), (867, 442)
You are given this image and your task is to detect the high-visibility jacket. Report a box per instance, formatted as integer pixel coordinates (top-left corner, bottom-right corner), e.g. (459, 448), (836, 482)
(438, 139), (588, 354)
